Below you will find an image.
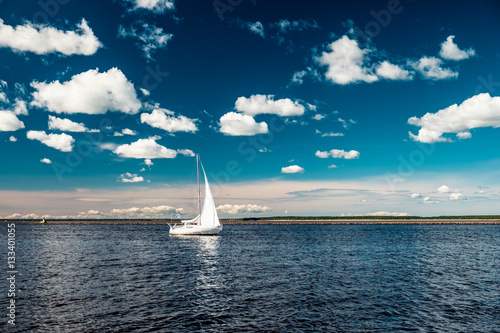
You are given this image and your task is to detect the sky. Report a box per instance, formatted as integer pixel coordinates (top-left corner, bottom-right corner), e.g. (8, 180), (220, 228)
(1, 0), (500, 219)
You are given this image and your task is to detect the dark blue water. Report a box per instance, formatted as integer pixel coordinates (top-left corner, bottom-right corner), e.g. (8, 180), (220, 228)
(3, 224), (499, 332)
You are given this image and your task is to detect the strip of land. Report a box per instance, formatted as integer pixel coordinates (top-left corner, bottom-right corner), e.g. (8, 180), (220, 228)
(2, 218), (500, 225)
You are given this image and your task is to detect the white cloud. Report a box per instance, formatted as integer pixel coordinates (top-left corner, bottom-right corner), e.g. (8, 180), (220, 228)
(141, 108), (198, 133)
(48, 115), (89, 132)
(315, 149), (360, 159)
(450, 192), (465, 200)
(140, 88), (150, 96)
(110, 205), (186, 218)
(410, 193), (421, 198)
(9, 136), (17, 142)
(177, 149), (195, 157)
(0, 111), (24, 131)
(31, 68), (141, 115)
(118, 23), (173, 61)
(409, 93), (500, 143)
(281, 165), (305, 174)
(273, 19), (319, 33)
(376, 61), (413, 80)
(219, 112), (268, 136)
(27, 130), (74, 152)
(40, 158), (52, 164)
(235, 94), (306, 116)
(114, 128), (138, 137)
(0, 18), (102, 56)
(117, 172), (145, 183)
(312, 114), (325, 121)
(113, 137), (179, 159)
(316, 35), (378, 85)
(216, 204), (272, 215)
(328, 164), (338, 169)
(245, 21), (265, 38)
(129, 0), (175, 13)
(13, 99), (28, 115)
(0, 92), (7, 103)
(437, 185), (450, 193)
(439, 35), (475, 61)
(144, 158), (154, 167)
(421, 196), (441, 204)
(366, 211), (410, 217)
(409, 56), (458, 80)
(321, 132), (344, 137)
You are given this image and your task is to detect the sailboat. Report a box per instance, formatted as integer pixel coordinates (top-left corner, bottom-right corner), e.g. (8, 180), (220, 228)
(169, 154), (222, 235)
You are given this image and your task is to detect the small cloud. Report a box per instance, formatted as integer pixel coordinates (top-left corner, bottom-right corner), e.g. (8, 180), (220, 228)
(439, 35), (475, 61)
(9, 136), (17, 142)
(421, 196), (440, 204)
(40, 158), (52, 164)
(117, 172), (145, 183)
(219, 112), (268, 136)
(281, 165), (305, 174)
(437, 185), (450, 193)
(312, 114), (326, 121)
(315, 149), (360, 159)
(409, 56), (458, 80)
(27, 130), (74, 152)
(450, 192), (465, 200)
(144, 158), (154, 167)
(328, 164), (338, 169)
(410, 193), (421, 198)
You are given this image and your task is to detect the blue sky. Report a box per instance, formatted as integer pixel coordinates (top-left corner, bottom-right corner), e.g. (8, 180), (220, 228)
(1, 0), (500, 219)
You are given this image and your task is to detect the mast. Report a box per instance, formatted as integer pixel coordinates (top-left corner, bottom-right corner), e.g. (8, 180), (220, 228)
(197, 154), (201, 224)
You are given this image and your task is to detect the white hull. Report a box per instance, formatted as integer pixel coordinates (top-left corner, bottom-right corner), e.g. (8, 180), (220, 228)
(169, 224), (222, 236)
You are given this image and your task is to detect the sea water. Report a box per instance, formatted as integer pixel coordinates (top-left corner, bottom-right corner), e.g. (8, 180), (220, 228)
(3, 224), (499, 332)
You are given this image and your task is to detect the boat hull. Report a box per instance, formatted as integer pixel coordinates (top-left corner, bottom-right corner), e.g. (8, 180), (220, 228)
(169, 225), (222, 236)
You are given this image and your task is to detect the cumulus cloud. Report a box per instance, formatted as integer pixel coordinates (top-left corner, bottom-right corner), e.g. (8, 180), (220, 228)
(281, 165), (305, 174)
(316, 35), (378, 85)
(117, 172), (145, 183)
(238, 21), (265, 38)
(376, 61), (413, 80)
(216, 204), (272, 215)
(48, 115), (90, 132)
(312, 114), (325, 121)
(0, 111), (24, 131)
(437, 185), (450, 193)
(31, 68), (141, 115)
(127, 0), (175, 13)
(439, 35), (475, 61)
(114, 128), (138, 137)
(177, 149), (195, 157)
(40, 158), (52, 164)
(113, 137), (189, 159)
(219, 112), (268, 136)
(410, 193), (421, 198)
(9, 136), (17, 142)
(235, 94), (306, 117)
(13, 99), (28, 115)
(450, 192), (465, 200)
(118, 22), (173, 61)
(141, 108), (198, 133)
(27, 130), (74, 152)
(409, 56), (458, 80)
(0, 18), (102, 56)
(315, 149), (360, 159)
(408, 93), (500, 143)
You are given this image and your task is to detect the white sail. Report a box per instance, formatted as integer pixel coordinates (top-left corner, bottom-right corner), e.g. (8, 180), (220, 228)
(199, 162), (221, 228)
(169, 154), (222, 235)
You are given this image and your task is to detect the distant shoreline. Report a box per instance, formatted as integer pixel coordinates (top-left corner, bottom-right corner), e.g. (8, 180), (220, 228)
(2, 219), (500, 225)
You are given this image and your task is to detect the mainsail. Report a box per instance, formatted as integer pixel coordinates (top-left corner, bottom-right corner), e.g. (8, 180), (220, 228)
(180, 159), (220, 228)
(199, 163), (221, 228)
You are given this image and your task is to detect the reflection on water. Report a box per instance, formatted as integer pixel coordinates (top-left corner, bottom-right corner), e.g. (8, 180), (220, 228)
(7, 224), (500, 332)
